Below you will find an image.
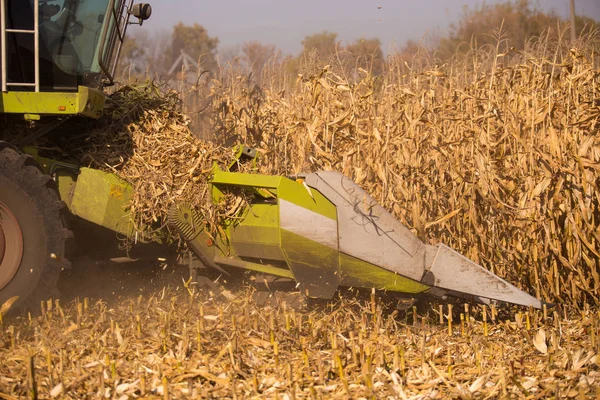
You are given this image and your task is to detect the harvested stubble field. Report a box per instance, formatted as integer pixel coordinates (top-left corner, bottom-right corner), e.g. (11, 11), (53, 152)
(0, 287), (599, 399)
(1, 36), (600, 398)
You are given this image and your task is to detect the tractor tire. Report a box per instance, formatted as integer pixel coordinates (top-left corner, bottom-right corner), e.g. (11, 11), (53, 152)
(0, 143), (73, 311)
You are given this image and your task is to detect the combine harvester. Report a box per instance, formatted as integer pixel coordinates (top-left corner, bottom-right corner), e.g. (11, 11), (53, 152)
(0, 0), (541, 310)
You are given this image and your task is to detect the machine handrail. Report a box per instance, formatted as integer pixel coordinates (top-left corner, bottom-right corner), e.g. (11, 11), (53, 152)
(1, 0), (40, 92)
(97, 0), (116, 85)
(97, 0), (133, 86)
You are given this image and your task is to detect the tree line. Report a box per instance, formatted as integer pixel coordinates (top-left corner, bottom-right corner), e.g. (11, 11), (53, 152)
(118, 0), (599, 79)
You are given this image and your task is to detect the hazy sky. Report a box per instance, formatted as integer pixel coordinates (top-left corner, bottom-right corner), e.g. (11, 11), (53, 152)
(147, 0), (600, 55)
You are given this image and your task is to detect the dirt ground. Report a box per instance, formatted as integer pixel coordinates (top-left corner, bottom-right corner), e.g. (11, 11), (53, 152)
(58, 256), (189, 307)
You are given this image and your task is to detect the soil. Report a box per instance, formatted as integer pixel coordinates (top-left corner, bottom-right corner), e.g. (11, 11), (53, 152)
(57, 257), (188, 307)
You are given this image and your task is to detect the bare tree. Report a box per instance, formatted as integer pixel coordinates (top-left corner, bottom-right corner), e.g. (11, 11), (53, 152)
(166, 23), (219, 75)
(242, 41), (279, 79)
(345, 37), (385, 76)
(301, 31), (338, 59)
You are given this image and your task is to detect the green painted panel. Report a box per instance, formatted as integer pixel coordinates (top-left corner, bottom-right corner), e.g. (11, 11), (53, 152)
(234, 243), (287, 262)
(281, 229), (340, 298)
(214, 256), (294, 279)
(278, 178), (337, 220)
(232, 226), (285, 261)
(339, 253), (429, 293)
(55, 172), (76, 208)
(212, 171), (283, 189)
(70, 168), (133, 236)
(212, 170), (336, 221)
(218, 202), (278, 254)
(1, 86), (105, 119)
(229, 202), (285, 264)
(238, 203), (279, 230)
(232, 225), (280, 245)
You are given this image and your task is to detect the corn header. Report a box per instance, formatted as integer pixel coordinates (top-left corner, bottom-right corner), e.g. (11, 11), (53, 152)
(167, 147), (541, 308)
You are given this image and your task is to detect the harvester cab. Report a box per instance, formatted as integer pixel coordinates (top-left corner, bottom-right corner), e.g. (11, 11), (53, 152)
(0, 0), (150, 119)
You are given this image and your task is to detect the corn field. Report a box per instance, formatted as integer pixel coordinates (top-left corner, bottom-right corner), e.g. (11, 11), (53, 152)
(1, 33), (599, 400)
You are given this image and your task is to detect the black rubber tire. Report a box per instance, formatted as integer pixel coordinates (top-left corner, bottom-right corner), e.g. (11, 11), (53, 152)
(0, 143), (73, 311)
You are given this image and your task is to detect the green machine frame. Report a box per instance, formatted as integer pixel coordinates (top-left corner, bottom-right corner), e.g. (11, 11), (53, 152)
(168, 147), (430, 299)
